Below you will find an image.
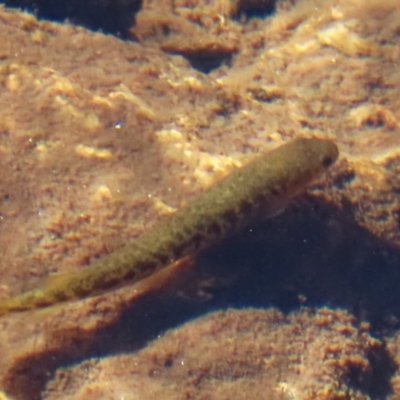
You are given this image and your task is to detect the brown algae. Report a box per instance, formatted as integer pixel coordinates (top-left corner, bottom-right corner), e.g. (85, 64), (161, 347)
(0, 138), (339, 315)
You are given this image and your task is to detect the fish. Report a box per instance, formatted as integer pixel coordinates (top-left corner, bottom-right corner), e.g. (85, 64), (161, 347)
(0, 137), (339, 315)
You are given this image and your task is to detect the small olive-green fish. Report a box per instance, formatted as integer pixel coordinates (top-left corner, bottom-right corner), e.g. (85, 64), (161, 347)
(0, 137), (338, 315)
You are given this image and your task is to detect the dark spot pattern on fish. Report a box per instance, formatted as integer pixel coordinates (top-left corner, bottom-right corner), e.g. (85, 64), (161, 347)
(0, 138), (339, 316)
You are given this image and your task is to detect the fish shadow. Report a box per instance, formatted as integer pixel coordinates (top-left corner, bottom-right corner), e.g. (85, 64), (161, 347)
(3, 194), (400, 399)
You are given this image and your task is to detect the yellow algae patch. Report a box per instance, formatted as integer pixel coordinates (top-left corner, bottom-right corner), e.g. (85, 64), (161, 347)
(348, 104), (398, 130)
(35, 142), (50, 162)
(34, 140), (65, 161)
(317, 22), (375, 56)
(182, 76), (203, 91)
(266, 38), (319, 58)
(80, 112), (101, 130)
(152, 197), (177, 216)
(248, 84), (284, 102)
(371, 147), (400, 170)
(5, 73), (20, 92)
(155, 128), (242, 188)
(75, 144), (112, 159)
(293, 39), (318, 54)
(155, 129), (192, 163)
(35, 143), (47, 153)
(30, 69), (102, 130)
(0, 391), (13, 400)
(92, 94), (114, 108)
(190, 152), (242, 187)
(162, 73), (204, 92)
(54, 97), (101, 130)
(108, 85), (155, 120)
(90, 184), (113, 203)
(1, 63), (31, 92)
(276, 381), (300, 400)
(30, 28), (47, 43)
(43, 76), (76, 97)
(0, 63), (102, 132)
(349, 159), (391, 192)
(155, 129), (184, 143)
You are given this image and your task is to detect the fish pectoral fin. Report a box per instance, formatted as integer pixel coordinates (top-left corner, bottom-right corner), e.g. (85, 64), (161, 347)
(263, 198), (290, 219)
(130, 256), (196, 296)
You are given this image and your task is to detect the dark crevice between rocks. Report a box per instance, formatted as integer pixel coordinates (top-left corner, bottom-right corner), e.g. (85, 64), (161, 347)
(0, 0), (285, 39)
(236, 0), (278, 18)
(1, 0), (143, 36)
(183, 52), (234, 75)
(161, 44), (236, 74)
(0, 0), (285, 72)
(2, 191), (400, 400)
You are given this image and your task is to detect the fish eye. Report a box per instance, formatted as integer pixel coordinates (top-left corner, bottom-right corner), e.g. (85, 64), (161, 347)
(322, 155), (334, 168)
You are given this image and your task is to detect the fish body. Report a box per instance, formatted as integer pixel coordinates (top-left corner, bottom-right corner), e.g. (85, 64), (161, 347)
(0, 138), (338, 315)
